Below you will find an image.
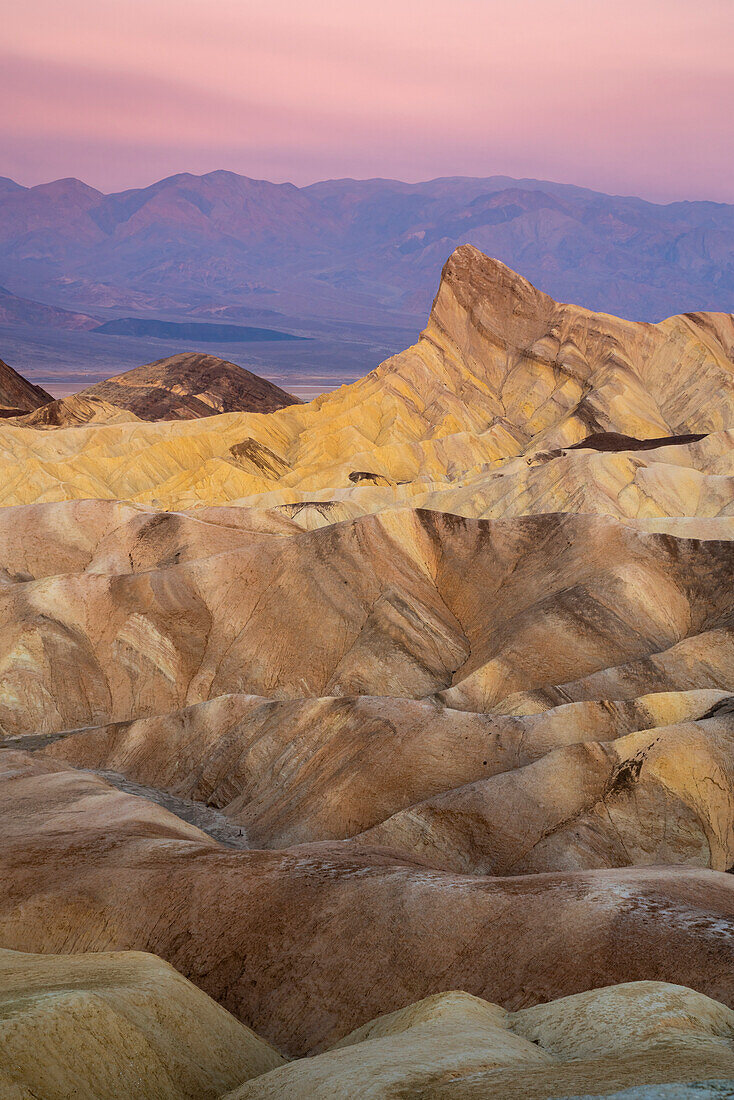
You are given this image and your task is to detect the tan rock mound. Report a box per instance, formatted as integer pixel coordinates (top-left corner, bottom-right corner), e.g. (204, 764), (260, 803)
(360, 714), (734, 874)
(0, 498), (300, 583)
(0, 945), (283, 1100)
(18, 393), (141, 427)
(226, 983), (734, 1099)
(43, 688), (730, 853)
(1, 509), (733, 738)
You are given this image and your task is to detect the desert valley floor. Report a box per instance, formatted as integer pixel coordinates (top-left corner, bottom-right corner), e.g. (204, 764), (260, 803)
(1, 246), (734, 1097)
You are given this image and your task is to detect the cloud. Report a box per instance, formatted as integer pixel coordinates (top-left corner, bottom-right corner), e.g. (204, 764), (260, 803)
(2, 0), (733, 200)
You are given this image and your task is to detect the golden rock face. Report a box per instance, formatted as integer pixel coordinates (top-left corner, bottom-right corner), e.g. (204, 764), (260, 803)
(0, 245), (733, 514)
(1, 247), (734, 1096)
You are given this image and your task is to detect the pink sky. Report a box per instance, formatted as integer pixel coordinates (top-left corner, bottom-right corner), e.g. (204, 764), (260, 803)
(2, 0), (733, 201)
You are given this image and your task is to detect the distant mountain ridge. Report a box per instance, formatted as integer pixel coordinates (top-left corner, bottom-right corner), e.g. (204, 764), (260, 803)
(0, 285), (97, 331)
(0, 170), (732, 328)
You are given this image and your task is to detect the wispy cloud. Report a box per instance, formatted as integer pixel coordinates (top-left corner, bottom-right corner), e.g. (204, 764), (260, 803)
(2, 0), (732, 199)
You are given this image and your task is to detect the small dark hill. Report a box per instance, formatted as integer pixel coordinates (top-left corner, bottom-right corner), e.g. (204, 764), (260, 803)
(75, 351), (301, 420)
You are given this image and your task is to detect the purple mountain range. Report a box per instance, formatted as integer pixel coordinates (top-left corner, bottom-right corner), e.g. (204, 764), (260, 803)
(0, 170), (732, 391)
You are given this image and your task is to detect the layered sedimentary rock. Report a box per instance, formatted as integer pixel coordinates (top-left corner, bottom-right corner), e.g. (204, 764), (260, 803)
(3, 945), (733, 1099)
(1, 249), (734, 1094)
(18, 393), (141, 427)
(3, 748), (734, 1062)
(73, 351), (301, 420)
(0, 246), (733, 509)
(1, 506), (733, 738)
(41, 688), (728, 851)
